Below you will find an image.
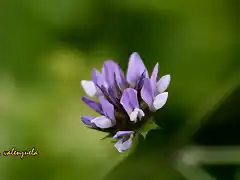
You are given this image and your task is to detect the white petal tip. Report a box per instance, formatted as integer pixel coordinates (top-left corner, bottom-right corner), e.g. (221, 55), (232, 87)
(131, 52), (139, 56)
(157, 75), (171, 93)
(129, 112), (138, 122)
(90, 116), (114, 129)
(153, 92), (168, 110)
(165, 74), (171, 79)
(115, 147), (123, 153)
(81, 80), (97, 97)
(129, 108), (145, 122)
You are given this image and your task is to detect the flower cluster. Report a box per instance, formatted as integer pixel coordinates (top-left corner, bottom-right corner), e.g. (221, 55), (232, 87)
(80, 52), (170, 152)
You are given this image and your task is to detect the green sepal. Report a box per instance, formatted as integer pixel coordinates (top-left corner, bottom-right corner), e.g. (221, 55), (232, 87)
(138, 119), (159, 139)
(100, 133), (113, 140)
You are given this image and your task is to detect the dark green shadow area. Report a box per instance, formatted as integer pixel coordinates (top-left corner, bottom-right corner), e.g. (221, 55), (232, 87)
(193, 86), (240, 180)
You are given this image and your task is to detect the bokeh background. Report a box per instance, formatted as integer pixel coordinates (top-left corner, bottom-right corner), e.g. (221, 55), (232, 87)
(0, 0), (239, 180)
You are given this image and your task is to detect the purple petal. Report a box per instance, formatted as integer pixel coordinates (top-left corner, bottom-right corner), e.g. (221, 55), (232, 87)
(141, 78), (154, 110)
(115, 67), (128, 90)
(81, 116), (97, 128)
(91, 69), (107, 96)
(91, 68), (101, 84)
(137, 70), (147, 90)
(113, 131), (133, 139)
(107, 86), (117, 104)
(102, 60), (118, 87)
(98, 85), (117, 105)
(114, 133), (133, 152)
(82, 96), (103, 114)
(111, 62), (127, 90)
(126, 52), (149, 86)
(115, 138), (132, 152)
(150, 63), (159, 96)
(95, 73), (107, 88)
(99, 96), (115, 121)
(102, 60), (127, 92)
(120, 88), (139, 114)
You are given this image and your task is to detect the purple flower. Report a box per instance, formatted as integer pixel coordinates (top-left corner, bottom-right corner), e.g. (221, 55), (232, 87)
(113, 131), (134, 152)
(81, 96), (116, 128)
(120, 88), (145, 122)
(80, 52), (170, 152)
(141, 63), (170, 112)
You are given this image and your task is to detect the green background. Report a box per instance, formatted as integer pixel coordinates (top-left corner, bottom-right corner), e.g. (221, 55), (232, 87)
(0, 0), (239, 179)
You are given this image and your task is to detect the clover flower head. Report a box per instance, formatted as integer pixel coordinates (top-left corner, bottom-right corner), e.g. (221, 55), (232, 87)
(80, 52), (170, 152)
